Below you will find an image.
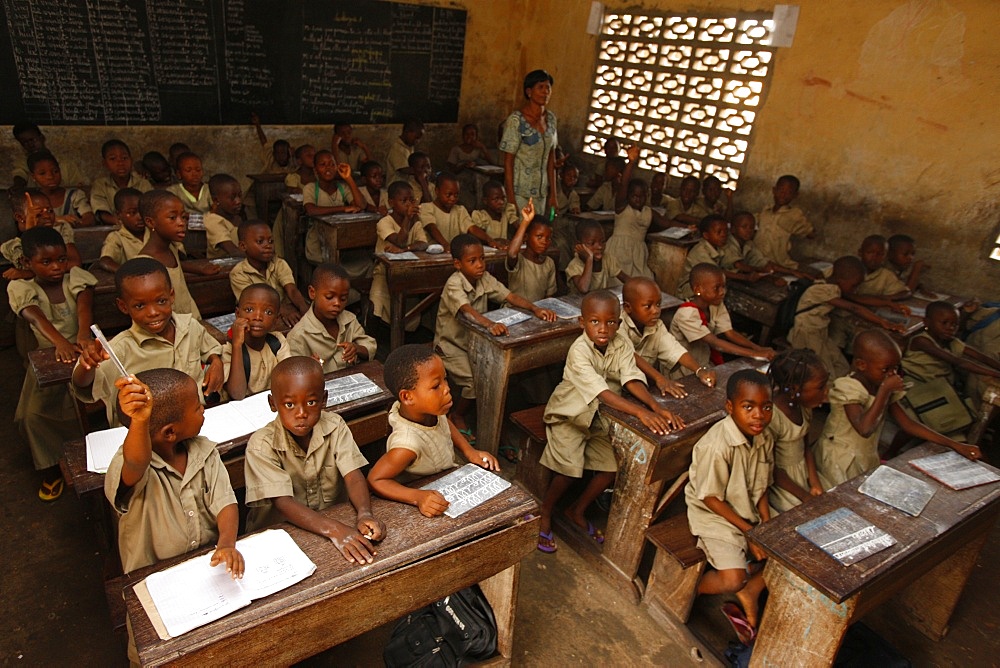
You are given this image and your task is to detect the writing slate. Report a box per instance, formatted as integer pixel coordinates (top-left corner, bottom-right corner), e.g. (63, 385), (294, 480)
(796, 507), (896, 566)
(0, 0), (466, 125)
(421, 464), (511, 519)
(858, 465), (935, 517)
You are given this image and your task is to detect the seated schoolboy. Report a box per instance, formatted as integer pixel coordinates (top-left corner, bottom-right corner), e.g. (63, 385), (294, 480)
(28, 150), (95, 227)
(2, 188), (81, 281)
(9, 226), (97, 500)
(677, 214), (729, 298)
(203, 174), (245, 258)
(90, 139), (152, 225)
(72, 258), (224, 426)
(141, 151), (174, 189)
(419, 173), (476, 250)
(585, 156), (625, 211)
(367, 345), (499, 516)
(230, 220), (309, 327)
(434, 233), (557, 435)
(223, 284), (291, 400)
(10, 121), (87, 189)
(622, 277), (716, 394)
(686, 369), (773, 637)
(566, 219), (629, 295)
(649, 171), (667, 208)
(95, 188), (147, 273)
(244, 357), (385, 563)
(754, 174), (813, 270)
(369, 182), (428, 328)
(670, 264), (775, 374)
(287, 263), (376, 374)
(538, 290), (682, 552)
(138, 190), (219, 320)
(107, 369), (242, 575)
(385, 118), (424, 179)
(470, 180), (519, 250)
(815, 330), (980, 489)
(887, 234), (928, 292)
(506, 199), (557, 302)
(394, 151), (436, 204)
(303, 150), (364, 265)
(903, 301), (1000, 409)
(332, 122), (371, 173)
(358, 160), (389, 214)
(168, 142), (191, 171)
(168, 152), (211, 214)
(252, 112), (295, 174)
(606, 146), (672, 279)
(555, 163), (582, 215)
(285, 144), (316, 193)
(788, 256), (902, 379)
(854, 234), (910, 301)
(698, 175), (731, 218)
(551, 163), (582, 271)
(665, 175), (709, 227)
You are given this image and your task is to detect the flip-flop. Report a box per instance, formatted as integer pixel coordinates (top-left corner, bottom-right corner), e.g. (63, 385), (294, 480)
(721, 602), (756, 645)
(457, 428), (476, 446)
(537, 530), (557, 553)
(586, 521), (605, 545)
(38, 477), (64, 502)
(498, 443), (519, 462)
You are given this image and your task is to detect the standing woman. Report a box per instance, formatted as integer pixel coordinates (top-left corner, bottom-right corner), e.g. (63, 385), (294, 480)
(500, 70), (559, 216)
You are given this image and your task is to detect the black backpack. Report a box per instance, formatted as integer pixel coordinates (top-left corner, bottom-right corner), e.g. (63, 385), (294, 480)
(383, 586), (498, 667)
(773, 278), (818, 338)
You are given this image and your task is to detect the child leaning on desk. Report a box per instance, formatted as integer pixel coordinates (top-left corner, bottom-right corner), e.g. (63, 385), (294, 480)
(686, 369), (773, 641)
(303, 151), (365, 265)
(537, 290), (682, 553)
(470, 180), (519, 249)
(72, 258), (224, 427)
(434, 233), (557, 438)
(223, 284), (290, 401)
(368, 182), (428, 329)
(565, 219), (629, 295)
(244, 357), (385, 564)
(229, 220), (309, 328)
(9, 226), (97, 501)
(419, 173), (476, 251)
(287, 263), (376, 374)
(368, 345), (499, 517)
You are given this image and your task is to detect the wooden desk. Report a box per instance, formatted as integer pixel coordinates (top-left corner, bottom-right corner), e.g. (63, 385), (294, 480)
(304, 211), (380, 266)
(724, 279), (788, 345)
(375, 248), (506, 350)
(571, 359), (761, 601)
(462, 311), (581, 456)
(116, 484), (538, 666)
(278, 195), (307, 288)
(646, 231), (699, 298)
(246, 173), (288, 224)
(75, 225), (116, 264)
(560, 284), (683, 321)
(748, 444), (1000, 667)
(568, 210), (615, 243)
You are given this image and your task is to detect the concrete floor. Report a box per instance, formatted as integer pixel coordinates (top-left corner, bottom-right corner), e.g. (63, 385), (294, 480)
(1, 338), (999, 666)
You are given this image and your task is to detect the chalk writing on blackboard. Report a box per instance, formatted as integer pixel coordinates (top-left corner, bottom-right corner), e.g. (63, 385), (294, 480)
(909, 450), (1000, 491)
(796, 507), (896, 566)
(858, 465), (935, 517)
(421, 464), (511, 518)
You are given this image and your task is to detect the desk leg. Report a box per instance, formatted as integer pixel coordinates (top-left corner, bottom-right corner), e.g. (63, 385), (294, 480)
(648, 243), (687, 297)
(750, 562), (856, 668)
(469, 338), (512, 456)
(479, 562), (520, 659)
(319, 224), (340, 266)
(390, 292), (405, 350)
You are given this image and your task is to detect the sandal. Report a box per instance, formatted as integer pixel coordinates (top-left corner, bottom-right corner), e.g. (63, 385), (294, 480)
(498, 443), (519, 463)
(39, 477), (64, 502)
(457, 428), (477, 446)
(537, 530), (557, 553)
(585, 521), (605, 545)
(721, 602), (756, 645)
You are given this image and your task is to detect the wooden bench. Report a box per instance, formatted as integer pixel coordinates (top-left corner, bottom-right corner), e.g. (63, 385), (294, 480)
(643, 509), (706, 625)
(510, 405), (551, 502)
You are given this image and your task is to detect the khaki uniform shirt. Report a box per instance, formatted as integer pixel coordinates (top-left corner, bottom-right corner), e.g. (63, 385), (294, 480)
(221, 332), (290, 396)
(137, 245), (200, 320)
(387, 401), (459, 479)
(1, 222), (74, 267)
(470, 205), (518, 241)
(168, 183), (211, 214)
(244, 412), (368, 530)
(360, 187), (388, 211)
(755, 205), (811, 268)
(669, 302), (733, 369)
(678, 239), (726, 299)
(333, 144), (366, 173)
(565, 253), (624, 295)
(100, 226), (149, 265)
(586, 182), (616, 211)
(90, 173), (152, 215)
(105, 436), (236, 573)
(665, 198), (709, 222)
(506, 254), (556, 303)
(857, 266), (908, 297)
(7, 266), (96, 347)
(203, 212), (239, 259)
(286, 307), (376, 374)
(720, 236), (769, 271)
(555, 187), (581, 214)
(622, 312), (688, 373)
(229, 257), (295, 303)
(385, 137), (414, 181)
(14, 157), (87, 189)
(903, 332), (964, 384)
(420, 202), (472, 243)
(434, 270), (510, 359)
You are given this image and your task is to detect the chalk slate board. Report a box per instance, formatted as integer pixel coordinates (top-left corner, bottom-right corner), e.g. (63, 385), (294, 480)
(0, 0), (466, 125)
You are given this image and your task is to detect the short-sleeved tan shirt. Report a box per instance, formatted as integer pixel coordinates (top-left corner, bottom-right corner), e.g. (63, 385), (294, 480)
(506, 253), (556, 303)
(360, 187), (389, 211)
(622, 312), (688, 373)
(90, 173), (152, 215)
(286, 306), (376, 374)
(755, 205), (812, 268)
(229, 257), (295, 303)
(420, 202), (472, 243)
(100, 226), (149, 265)
(221, 332), (290, 396)
(1, 222), (74, 267)
(857, 266), (908, 297)
(555, 187), (580, 214)
(586, 182), (615, 212)
(669, 302), (733, 369)
(7, 266), (97, 347)
(14, 156), (88, 189)
(386, 401), (459, 479)
(565, 253), (624, 295)
(333, 144), (365, 173)
(434, 270), (510, 360)
(137, 245), (200, 320)
(168, 183), (211, 214)
(385, 137), (414, 181)
(665, 198), (709, 222)
(244, 412), (368, 530)
(720, 236), (768, 271)
(204, 212), (239, 259)
(789, 281), (841, 336)
(678, 239), (726, 298)
(470, 205), (518, 241)
(903, 331), (964, 384)
(105, 435), (236, 573)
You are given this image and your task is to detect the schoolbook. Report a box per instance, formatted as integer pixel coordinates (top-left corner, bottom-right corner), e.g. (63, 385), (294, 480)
(421, 464), (511, 519)
(137, 529), (316, 639)
(909, 450), (1000, 490)
(796, 507), (896, 566)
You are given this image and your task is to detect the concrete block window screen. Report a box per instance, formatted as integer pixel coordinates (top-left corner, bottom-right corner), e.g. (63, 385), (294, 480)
(583, 12), (777, 188)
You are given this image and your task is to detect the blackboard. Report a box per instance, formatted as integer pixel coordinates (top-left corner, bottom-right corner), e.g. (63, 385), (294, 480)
(0, 0), (466, 125)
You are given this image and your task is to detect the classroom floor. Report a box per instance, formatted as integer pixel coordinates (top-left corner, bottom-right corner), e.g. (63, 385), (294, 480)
(2, 341), (999, 667)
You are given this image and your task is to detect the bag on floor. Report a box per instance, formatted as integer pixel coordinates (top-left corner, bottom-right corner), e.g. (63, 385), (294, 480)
(383, 585), (498, 667)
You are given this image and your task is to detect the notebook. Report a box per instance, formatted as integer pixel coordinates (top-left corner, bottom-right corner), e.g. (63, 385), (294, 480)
(86, 426), (128, 473)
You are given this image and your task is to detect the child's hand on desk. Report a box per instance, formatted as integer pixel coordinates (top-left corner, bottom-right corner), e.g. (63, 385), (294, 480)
(202, 357), (224, 396)
(638, 408), (677, 435)
(416, 490), (450, 517)
(888, 303), (911, 316)
(655, 375), (688, 398)
(695, 367), (717, 388)
(951, 442), (982, 461)
(337, 341), (359, 364)
(356, 512), (386, 542)
(655, 406), (685, 430)
(54, 338), (80, 364)
(755, 347), (777, 361)
(881, 319), (906, 334)
(473, 451), (500, 472)
(343, 205), (362, 214)
(532, 307), (558, 322)
(115, 376), (153, 423)
(185, 259), (221, 276)
(809, 484), (824, 497)
(748, 541), (767, 563)
(279, 302), (302, 328)
(328, 519), (377, 563)
(488, 322), (509, 336)
(210, 546), (245, 579)
(77, 337), (110, 370)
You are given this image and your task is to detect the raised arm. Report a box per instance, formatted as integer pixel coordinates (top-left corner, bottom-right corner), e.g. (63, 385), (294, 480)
(615, 146), (639, 214)
(507, 199), (536, 264)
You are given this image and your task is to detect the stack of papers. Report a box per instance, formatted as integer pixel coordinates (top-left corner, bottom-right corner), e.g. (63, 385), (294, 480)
(324, 373), (384, 407)
(199, 392), (275, 443)
(86, 426), (128, 473)
(482, 308), (532, 327)
(204, 313), (236, 332)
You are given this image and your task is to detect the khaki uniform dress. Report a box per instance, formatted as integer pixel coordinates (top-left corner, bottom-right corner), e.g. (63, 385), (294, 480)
(605, 205), (654, 279)
(685, 415), (774, 570)
(787, 281), (849, 379)
(470, 205), (518, 242)
(677, 238), (725, 299)
(286, 307), (376, 374)
(586, 182), (616, 211)
(168, 183), (211, 215)
(370, 215), (429, 325)
(303, 182), (354, 264)
(720, 236), (769, 271)
(420, 202), (473, 244)
(541, 332), (645, 477)
(105, 436), (236, 573)
(814, 375), (905, 488)
(334, 144), (366, 173)
(669, 302), (733, 372)
(506, 253), (556, 303)
(903, 332), (964, 385)
(71, 314), (222, 426)
(360, 187), (388, 212)
(203, 212), (239, 259)
(565, 253), (624, 295)
(385, 137), (414, 181)
(244, 412), (368, 530)
(228, 257), (296, 305)
(1, 222), (74, 267)
(284, 171), (311, 192)
(90, 173), (152, 215)
(386, 401), (459, 483)
(665, 198), (709, 223)
(754, 205), (811, 269)
(137, 245), (201, 320)
(767, 406), (814, 513)
(221, 332), (290, 396)
(434, 271), (510, 399)
(622, 312), (688, 375)
(9, 267), (97, 469)
(857, 266), (907, 296)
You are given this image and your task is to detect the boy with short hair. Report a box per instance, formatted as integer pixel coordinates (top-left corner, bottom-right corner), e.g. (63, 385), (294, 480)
(168, 152), (211, 214)
(11, 121), (87, 189)
(385, 118), (425, 179)
(72, 258), (224, 426)
(287, 263), (376, 374)
(887, 234), (928, 292)
(566, 219), (628, 295)
(370, 182), (428, 327)
(229, 220), (309, 327)
(90, 139), (152, 225)
(332, 122), (372, 173)
(203, 174), (245, 258)
(95, 188), (146, 273)
(420, 173), (475, 250)
(367, 345), (499, 516)
(854, 234), (910, 301)
(538, 290), (682, 553)
(397, 151), (435, 204)
(666, 175), (709, 227)
(686, 369), (774, 636)
(244, 357), (385, 563)
(2, 189), (81, 280)
(754, 174), (812, 270)
(358, 160), (389, 214)
(677, 214), (729, 299)
(142, 151), (174, 189)
(434, 233), (557, 434)
(585, 156), (625, 211)
(506, 199), (557, 302)
(223, 283), (291, 400)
